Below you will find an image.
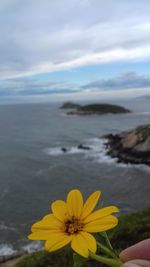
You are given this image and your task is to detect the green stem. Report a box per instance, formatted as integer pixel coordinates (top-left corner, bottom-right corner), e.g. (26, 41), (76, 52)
(103, 232), (113, 250)
(97, 241), (118, 259)
(89, 252), (122, 267)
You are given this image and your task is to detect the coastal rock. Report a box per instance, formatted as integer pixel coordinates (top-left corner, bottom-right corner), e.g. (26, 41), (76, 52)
(78, 144), (90, 150)
(120, 131), (138, 148)
(61, 148), (68, 152)
(134, 136), (150, 152)
(105, 124), (150, 165)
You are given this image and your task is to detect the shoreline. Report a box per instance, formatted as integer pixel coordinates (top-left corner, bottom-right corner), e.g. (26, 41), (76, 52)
(0, 252), (27, 267)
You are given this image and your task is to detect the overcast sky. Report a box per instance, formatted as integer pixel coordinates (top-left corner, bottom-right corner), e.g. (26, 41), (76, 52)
(1, 0), (150, 101)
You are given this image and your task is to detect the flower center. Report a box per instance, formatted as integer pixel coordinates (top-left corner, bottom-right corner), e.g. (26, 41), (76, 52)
(64, 216), (83, 234)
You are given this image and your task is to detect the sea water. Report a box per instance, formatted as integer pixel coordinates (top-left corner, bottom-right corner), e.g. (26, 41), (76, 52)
(0, 98), (150, 255)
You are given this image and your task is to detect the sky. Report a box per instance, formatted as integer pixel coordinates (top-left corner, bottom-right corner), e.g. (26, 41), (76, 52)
(1, 0), (150, 103)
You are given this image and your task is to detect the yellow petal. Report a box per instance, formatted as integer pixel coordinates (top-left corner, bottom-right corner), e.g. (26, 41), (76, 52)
(71, 233), (89, 258)
(81, 191), (101, 219)
(84, 215), (118, 233)
(84, 206), (119, 224)
(51, 200), (69, 222)
(67, 189), (83, 218)
(28, 229), (62, 240)
(31, 214), (62, 232)
(80, 231), (97, 254)
(45, 233), (72, 252)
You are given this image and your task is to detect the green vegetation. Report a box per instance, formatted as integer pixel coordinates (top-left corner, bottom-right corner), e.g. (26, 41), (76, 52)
(13, 207), (150, 267)
(13, 249), (73, 267)
(135, 125), (150, 141)
(78, 104), (130, 114)
(60, 102), (81, 109)
(109, 207), (150, 251)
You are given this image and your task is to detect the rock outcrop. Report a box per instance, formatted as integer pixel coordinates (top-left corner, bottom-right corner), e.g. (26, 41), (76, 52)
(105, 125), (150, 165)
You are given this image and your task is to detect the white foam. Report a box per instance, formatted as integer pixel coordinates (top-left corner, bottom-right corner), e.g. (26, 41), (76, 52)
(44, 138), (118, 164)
(84, 137), (117, 164)
(44, 137), (150, 169)
(86, 138), (150, 170)
(68, 147), (88, 154)
(0, 242), (43, 256)
(0, 244), (16, 256)
(0, 223), (16, 231)
(133, 163), (150, 172)
(22, 241), (43, 253)
(45, 146), (88, 156)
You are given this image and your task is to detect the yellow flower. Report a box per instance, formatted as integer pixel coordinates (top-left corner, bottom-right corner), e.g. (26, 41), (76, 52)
(28, 189), (119, 258)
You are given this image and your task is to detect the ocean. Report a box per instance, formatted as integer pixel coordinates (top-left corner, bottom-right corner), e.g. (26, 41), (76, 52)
(0, 98), (150, 255)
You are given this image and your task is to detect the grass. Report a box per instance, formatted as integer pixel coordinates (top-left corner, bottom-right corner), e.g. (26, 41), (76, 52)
(109, 207), (150, 251)
(135, 125), (150, 141)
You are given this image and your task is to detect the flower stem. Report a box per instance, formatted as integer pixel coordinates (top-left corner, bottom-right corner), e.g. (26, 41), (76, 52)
(103, 232), (113, 250)
(97, 241), (118, 259)
(89, 252), (122, 267)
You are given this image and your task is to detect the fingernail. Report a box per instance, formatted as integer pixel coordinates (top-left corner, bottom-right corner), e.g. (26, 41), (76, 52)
(123, 263), (140, 267)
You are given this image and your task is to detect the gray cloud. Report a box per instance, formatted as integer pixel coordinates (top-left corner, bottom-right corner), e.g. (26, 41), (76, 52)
(1, 72), (150, 97)
(1, 0), (150, 78)
(82, 72), (150, 90)
(0, 78), (79, 96)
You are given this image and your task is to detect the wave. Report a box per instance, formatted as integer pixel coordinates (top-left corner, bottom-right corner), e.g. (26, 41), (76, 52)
(88, 138), (150, 170)
(85, 138), (118, 164)
(44, 137), (150, 170)
(44, 137), (116, 164)
(0, 241), (43, 256)
(133, 163), (150, 173)
(0, 223), (17, 231)
(22, 241), (43, 253)
(0, 244), (16, 256)
(44, 146), (88, 156)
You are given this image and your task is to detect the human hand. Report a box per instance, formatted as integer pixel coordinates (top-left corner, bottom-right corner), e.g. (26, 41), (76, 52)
(120, 239), (150, 267)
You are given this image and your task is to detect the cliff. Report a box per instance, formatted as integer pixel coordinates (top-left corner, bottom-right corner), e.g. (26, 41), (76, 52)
(105, 124), (150, 165)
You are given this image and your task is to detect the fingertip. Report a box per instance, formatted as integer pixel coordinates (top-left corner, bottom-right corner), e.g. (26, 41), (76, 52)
(123, 260), (150, 267)
(120, 239), (150, 261)
(122, 263), (140, 267)
(119, 250), (132, 261)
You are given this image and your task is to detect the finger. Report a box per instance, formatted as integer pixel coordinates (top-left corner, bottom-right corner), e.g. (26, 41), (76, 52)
(122, 260), (150, 267)
(120, 239), (150, 261)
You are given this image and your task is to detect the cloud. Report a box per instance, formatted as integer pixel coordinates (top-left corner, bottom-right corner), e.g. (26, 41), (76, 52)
(1, 72), (150, 97)
(0, 78), (79, 96)
(0, 0), (150, 79)
(82, 72), (150, 90)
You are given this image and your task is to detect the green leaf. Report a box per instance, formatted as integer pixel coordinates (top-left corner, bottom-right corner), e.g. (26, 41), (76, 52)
(96, 231), (113, 249)
(73, 253), (85, 267)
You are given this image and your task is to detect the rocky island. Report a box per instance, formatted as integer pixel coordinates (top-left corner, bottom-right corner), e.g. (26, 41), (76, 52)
(66, 103), (130, 115)
(105, 124), (150, 165)
(60, 102), (81, 109)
